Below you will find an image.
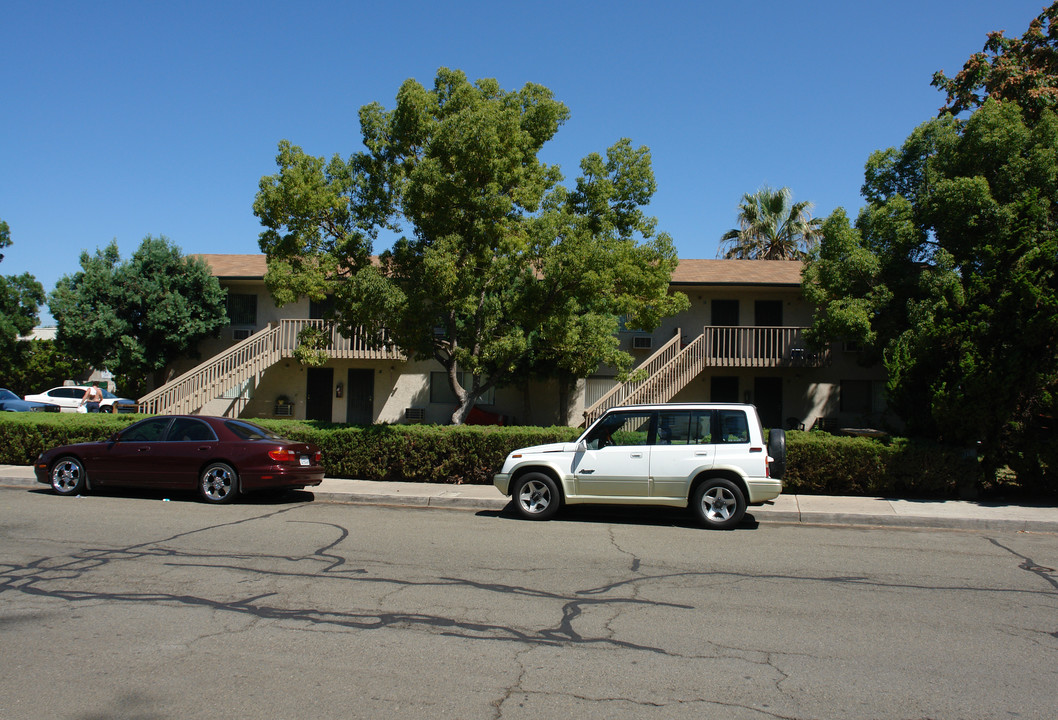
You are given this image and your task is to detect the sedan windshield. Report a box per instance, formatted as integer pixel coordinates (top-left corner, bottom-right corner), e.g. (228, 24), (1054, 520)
(0, 389), (19, 401)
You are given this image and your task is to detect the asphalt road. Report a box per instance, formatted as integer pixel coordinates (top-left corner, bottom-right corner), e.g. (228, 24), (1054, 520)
(2, 486), (1057, 720)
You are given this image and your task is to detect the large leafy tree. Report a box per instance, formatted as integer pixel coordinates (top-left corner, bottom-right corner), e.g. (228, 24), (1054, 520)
(49, 235), (228, 396)
(804, 99), (1058, 490)
(933, 1), (1058, 120)
(0, 339), (89, 394)
(0, 219), (46, 364)
(719, 186), (820, 260)
(255, 68), (688, 424)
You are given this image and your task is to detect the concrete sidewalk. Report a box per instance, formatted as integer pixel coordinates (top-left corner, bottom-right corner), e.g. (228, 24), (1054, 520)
(4, 465), (1057, 532)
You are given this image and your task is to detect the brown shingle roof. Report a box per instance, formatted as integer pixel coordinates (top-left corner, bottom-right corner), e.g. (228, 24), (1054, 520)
(194, 254), (268, 278)
(671, 259), (804, 286)
(195, 254), (804, 286)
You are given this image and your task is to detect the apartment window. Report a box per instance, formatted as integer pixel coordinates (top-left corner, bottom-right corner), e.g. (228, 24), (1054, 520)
(430, 372), (495, 406)
(840, 379), (873, 414)
(226, 294), (257, 326)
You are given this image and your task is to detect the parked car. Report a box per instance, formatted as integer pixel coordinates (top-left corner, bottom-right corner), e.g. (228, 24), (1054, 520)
(0, 388), (61, 412)
(24, 385), (137, 413)
(493, 403), (786, 529)
(35, 415), (324, 503)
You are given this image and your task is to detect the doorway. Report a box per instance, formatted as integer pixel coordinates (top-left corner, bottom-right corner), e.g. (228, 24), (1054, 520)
(346, 369), (374, 425)
(306, 368), (333, 422)
(754, 377), (783, 428)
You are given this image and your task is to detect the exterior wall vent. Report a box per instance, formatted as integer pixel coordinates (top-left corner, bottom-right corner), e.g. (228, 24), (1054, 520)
(405, 407), (426, 422)
(233, 328), (252, 341)
(632, 335), (653, 350)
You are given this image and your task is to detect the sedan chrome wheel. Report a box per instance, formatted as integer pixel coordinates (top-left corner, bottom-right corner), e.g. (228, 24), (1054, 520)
(199, 462), (238, 504)
(50, 457), (86, 496)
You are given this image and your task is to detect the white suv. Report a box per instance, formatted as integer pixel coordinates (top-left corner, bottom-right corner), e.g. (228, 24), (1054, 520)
(494, 403), (785, 529)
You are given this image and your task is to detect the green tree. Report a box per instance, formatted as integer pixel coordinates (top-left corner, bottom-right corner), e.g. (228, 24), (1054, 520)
(0, 339), (90, 394)
(719, 186), (821, 260)
(48, 235), (228, 396)
(255, 68), (688, 424)
(933, 1), (1058, 121)
(0, 219), (46, 365)
(804, 99), (1058, 491)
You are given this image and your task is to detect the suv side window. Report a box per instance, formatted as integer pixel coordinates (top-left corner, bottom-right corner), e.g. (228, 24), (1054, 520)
(716, 409), (750, 444)
(585, 411), (653, 449)
(693, 411), (713, 444)
(656, 410), (693, 445)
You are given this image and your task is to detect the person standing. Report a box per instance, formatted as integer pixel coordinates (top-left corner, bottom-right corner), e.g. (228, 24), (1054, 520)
(83, 385), (103, 413)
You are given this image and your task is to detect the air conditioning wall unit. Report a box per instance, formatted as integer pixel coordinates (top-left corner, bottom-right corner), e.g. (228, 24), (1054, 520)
(233, 328), (252, 341)
(405, 407), (426, 423)
(632, 335), (653, 350)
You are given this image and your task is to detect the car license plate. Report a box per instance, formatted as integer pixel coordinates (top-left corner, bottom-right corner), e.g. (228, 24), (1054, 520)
(299, 456), (310, 466)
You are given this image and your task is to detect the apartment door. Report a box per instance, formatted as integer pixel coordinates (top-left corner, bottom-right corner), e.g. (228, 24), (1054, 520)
(346, 368), (374, 425)
(711, 300), (740, 359)
(754, 300), (783, 359)
(306, 368), (333, 422)
(754, 377), (783, 428)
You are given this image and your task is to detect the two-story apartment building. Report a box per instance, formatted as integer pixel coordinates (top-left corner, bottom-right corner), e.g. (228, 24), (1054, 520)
(138, 254), (890, 431)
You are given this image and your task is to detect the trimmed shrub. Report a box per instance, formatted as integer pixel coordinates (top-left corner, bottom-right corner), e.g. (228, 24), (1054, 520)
(0, 415), (1012, 498)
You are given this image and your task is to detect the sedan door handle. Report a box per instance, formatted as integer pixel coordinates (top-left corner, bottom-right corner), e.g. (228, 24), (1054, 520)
(137, 447), (150, 452)
(630, 453), (643, 459)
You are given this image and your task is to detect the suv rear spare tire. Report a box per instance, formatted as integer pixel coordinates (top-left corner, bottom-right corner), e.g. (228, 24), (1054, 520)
(767, 428), (787, 479)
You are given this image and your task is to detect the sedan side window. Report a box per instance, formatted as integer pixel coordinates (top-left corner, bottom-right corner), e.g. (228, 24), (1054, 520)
(166, 418), (218, 442)
(121, 418), (172, 442)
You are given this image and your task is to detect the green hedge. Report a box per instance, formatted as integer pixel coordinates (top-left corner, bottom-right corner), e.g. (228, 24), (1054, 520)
(0, 415), (1000, 498)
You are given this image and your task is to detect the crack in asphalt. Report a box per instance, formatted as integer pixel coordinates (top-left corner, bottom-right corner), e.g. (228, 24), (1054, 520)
(6, 508), (1058, 718)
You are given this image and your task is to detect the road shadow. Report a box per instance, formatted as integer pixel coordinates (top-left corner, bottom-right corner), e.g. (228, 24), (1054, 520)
(480, 501), (760, 530)
(27, 485), (316, 506)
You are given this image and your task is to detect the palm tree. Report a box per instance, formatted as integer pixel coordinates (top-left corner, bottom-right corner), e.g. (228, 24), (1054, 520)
(719, 186), (821, 260)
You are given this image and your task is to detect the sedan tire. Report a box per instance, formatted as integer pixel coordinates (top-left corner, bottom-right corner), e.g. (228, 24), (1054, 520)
(512, 472), (560, 521)
(691, 478), (746, 530)
(50, 457), (87, 496)
(199, 462), (238, 504)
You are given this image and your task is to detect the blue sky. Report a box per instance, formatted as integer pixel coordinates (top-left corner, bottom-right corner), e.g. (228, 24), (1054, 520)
(1, 0), (1047, 323)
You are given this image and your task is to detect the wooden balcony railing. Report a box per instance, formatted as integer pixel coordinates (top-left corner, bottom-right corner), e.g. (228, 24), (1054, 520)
(278, 319), (404, 360)
(583, 326), (828, 424)
(138, 320), (406, 416)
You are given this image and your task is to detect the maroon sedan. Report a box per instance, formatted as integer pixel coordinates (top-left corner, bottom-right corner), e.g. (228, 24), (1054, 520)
(35, 416), (324, 503)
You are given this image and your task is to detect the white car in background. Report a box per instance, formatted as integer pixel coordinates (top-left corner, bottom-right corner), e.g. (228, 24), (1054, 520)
(24, 386), (138, 413)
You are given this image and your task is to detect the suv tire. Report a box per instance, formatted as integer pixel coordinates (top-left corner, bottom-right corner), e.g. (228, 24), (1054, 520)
(692, 478), (746, 530)
(512, 472), (561, 521)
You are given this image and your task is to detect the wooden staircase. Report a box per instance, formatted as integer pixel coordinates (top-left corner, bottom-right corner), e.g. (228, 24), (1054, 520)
(583, 326), (827, 425)
(137, 320), (404, 416)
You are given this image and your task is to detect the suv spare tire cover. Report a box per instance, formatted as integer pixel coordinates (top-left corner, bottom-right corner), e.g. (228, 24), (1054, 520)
(767, 428), (787, 479)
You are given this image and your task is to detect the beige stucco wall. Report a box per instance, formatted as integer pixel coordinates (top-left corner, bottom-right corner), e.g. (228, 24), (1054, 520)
(166, 276), (888, 429)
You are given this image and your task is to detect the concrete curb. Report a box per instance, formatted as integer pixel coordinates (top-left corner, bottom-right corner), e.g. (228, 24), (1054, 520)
(5, 470), (1056, 532)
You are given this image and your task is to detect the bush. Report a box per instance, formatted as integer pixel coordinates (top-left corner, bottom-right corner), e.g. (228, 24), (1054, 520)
(782, 431), (980, 498)
(4, 415), (1036, 498)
